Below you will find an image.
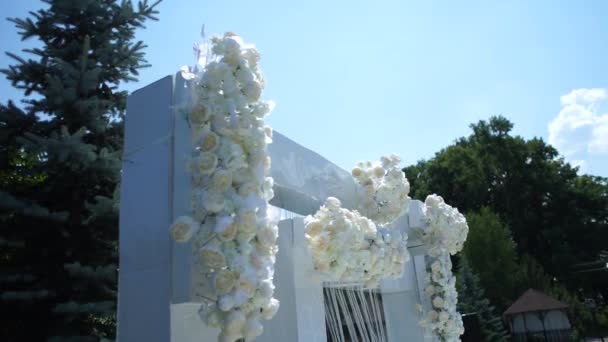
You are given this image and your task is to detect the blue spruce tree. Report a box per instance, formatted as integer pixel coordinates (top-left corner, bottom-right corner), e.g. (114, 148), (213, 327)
(457, 256), (510, 342)
(0, 0), (160, 340)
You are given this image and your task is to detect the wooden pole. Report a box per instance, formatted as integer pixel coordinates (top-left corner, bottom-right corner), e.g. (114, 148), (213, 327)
(522, 313), (530, 341)
(538, 312), (548, 341)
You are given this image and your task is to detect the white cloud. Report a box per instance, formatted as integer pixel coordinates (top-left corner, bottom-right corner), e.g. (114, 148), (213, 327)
(548, 88), (608, 169)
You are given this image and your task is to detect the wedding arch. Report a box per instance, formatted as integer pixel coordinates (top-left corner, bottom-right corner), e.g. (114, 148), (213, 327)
(117, 33), (468, 342)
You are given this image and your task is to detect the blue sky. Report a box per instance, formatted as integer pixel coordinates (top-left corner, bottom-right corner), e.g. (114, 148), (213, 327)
(1, 0), (607, 176)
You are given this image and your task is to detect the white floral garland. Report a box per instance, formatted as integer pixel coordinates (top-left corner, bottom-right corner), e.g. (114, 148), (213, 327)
(352, 154), (411, 226)
(304, 197), (410, 288)
(170, 33), (279, 342)
(304, 155), (411, 287)
(417, 194), (468, 341)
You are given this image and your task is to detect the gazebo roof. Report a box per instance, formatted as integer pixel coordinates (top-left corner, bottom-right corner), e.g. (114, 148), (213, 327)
(504, 289), (568, 316)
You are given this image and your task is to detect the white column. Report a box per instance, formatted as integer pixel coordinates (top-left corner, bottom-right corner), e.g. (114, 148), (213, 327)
(118, 75), (174, 341)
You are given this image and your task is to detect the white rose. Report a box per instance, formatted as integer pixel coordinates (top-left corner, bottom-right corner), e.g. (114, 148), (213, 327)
(242, 47), (260, 67)
(237, 209), (257, 233)
(431, 261), (442, 274)
(433, 296), (445, 309)
(314, 259), (330, 272)
(262, 177), (274, 200)
(259, 278), (275, 298)
(210, 169), (233, 191)
(238, 269), (258, 295)
(249, 102), (266, 118)
(215, 215), (237, 242)
(238, 182), (258, 197)
(170, 216), (199, 242)
(256, 225), (278, 247)
(372, 165), (385, 178)
(235, 67), (255, 84)
(199, 305), (224, 328)
(193, 205), (208, 222)
(425, 194), (443, 209)
(243, 80), (262, 101)
(199, 245), (226, 269)
(224, 309), (246, 336)
(215, 269), (238, 295)
(244, 317), (264, 340)
(218, 332), (242, 342)
(194, 152), (218, 176)
(263, 125), (273, 143)
(263, 155), (271, 172)
(200, 130), (220, 152)
(203, 191), (225, 213)
(261, 298), (279, 320)
(190, 103), (209, 125)
(232, 287), (252, 307)
(219, 294), (235, 311)
(305, 219), (323, 237)
(324, 197), (341, 211)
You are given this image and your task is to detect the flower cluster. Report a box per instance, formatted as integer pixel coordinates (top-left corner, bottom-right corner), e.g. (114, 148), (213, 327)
(418, 253), (464, 341)
(169, 33), (278, 342)
(421, 195), (469, 257)
(351, 154), (411, 226)
(417, 194), (468, 341)
(304, 197), (410, 288)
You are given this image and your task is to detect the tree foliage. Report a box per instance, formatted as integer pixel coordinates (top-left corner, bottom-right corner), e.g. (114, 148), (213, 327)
(462, 207), (519, 311)
(405, 115), (608, 335)
(0, 0), (159, 340)
(457, 256), (509, 342)
(405, 116), (608, 297)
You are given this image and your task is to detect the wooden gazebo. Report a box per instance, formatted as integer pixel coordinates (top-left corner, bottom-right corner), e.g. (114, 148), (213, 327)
(504, 289), (571, 341)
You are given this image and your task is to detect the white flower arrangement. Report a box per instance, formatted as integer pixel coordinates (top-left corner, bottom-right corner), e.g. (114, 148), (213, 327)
(304, 196), (410, 288)
(417, 194), (468, 341)
(170, 32), (278, 342)
(352, 154), (411, 226)
(303, 156), (411, 287)
(422, 194), (469, 257)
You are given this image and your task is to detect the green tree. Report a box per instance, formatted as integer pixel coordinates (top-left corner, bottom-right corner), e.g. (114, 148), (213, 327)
(462, 207), (519, 311)
(457, 256), (509, 342)
(0, 0), (160, 340)
(514, 254), (552, 294)
(404, 116), (608, 300)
